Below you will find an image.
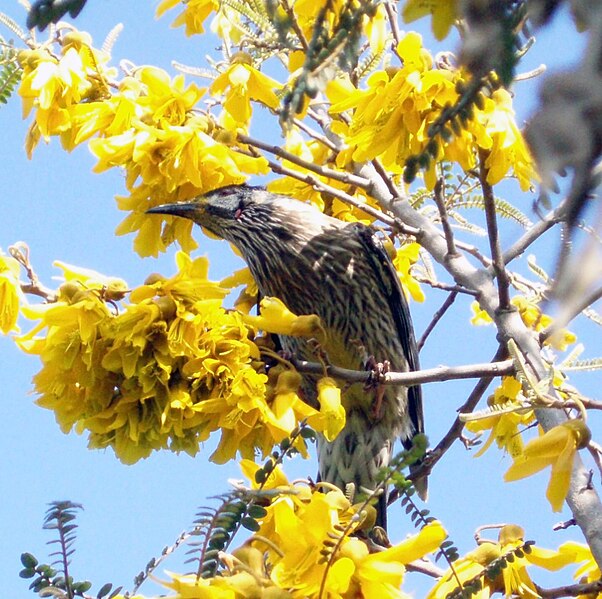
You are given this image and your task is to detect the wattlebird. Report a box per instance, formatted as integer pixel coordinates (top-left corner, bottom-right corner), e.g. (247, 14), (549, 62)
(148, 184), (424, 529)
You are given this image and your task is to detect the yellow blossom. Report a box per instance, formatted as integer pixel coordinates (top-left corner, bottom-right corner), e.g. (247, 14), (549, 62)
(466, 376), (534, 458)
(558, 541), (601, 591)
(402, 0), (459, 41)
(0, 254), (22, 334)
(393, 242), (425, 302)
(211, 54), (282, 127)
(471, 296), (576, 351)
(428, 524), (577, 598)
(242, 297), (325, 339)
(505, 420), (592, 512)
(328, 32), (537, 190)
(16, 254), (319, 466)
(307, 377), (346, 442)
(470, 300), (493, 325)
(156, 0), (219, 36)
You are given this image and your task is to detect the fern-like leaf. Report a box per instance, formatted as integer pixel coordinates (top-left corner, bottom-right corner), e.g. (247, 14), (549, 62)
(43, 501), (83, 598)
(0, 12), (29, 42)
(451, 195), (533, 228)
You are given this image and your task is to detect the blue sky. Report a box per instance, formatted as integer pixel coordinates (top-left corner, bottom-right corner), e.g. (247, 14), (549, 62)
(1, 2), (599, 597)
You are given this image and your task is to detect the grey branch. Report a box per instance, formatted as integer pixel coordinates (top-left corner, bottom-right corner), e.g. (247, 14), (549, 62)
(290, 357), (514, 386)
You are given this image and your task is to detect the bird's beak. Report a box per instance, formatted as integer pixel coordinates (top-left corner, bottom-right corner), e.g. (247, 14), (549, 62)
(146, 201), (202, 220)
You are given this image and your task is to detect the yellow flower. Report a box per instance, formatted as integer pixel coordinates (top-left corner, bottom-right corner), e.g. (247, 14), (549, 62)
(307, 377), (346, 442)
(466, 376), (534, 459)
(211, 54), (282, 127)
(242, 297), (325, 339)
(402, 0), (459, 41)
(0, 255), (22, 334)
(345, 521), (447, 598)
(156, 0), (219, 36)
(16, 253), (321, 466)
(428, 524), (576, 598)
(470, 300), (493, 325)
(479, 90), (538, 191)
(505, 420), (591, 512)
(471, 297), (576, 351)
(393, 242), (425, 302)
(558, 541), (601, 591)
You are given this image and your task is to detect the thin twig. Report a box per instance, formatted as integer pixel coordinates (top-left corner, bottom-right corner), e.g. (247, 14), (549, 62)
(478, 150), (511, 311)
(416, 277), (478, 296)
(418, 292), (458, 351)
(238, 132), (371, 188)
(383, 0), (402, 47)
(409, 346), (507, 481)
(503, 201), (566, 264)
(514, 64), (546, 81)
(281, 0), (309, 51)
(535, 579), (602, 599)
(261, 154), (399, 225)
(433, 177), (458, 257)
(292, 117), (339, 151)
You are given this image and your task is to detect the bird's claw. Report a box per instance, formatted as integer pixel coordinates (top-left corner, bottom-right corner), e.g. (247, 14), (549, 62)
(364, 357), (390, 420)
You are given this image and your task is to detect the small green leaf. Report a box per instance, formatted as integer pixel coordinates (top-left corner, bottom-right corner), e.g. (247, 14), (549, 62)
(97, 582), (113, 598)
(20, 553), (38, 569)
(247, 505), (268, 518)
(241, 517), (260, 532)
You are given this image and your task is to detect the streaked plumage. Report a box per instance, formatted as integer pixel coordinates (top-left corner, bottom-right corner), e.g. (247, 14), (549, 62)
(148, 184), (423, 528)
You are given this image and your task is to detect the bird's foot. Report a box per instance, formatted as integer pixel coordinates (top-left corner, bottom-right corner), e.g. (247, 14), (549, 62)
(364, 357), (390, 420)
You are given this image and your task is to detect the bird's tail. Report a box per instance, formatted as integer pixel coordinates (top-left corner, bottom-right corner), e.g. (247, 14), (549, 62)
(317, 410), (393, 529)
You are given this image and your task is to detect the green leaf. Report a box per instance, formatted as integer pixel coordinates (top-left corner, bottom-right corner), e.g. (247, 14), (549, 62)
(20, 553), (39, 569)
(247, 505), (268, 519)
(241, 517), (260, 532)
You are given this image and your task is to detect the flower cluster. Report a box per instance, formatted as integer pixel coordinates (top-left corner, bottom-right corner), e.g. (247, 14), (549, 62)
(152, 462), (447, 599)
(16, 253), (338, 464)
(428, 524), (580, 598)
(328, 32), (537, 190)
(471, 296), (577, 351)
(18, 30), (270, 258)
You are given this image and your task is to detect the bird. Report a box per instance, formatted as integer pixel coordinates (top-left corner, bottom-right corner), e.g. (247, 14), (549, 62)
(148, 184), (424, 529)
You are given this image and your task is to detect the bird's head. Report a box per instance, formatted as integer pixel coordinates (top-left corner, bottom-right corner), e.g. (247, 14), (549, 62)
(147, 184), (339, 253)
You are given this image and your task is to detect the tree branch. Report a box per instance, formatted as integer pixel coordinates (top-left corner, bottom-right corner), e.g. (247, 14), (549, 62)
(536, 579), (602, 598)
(478, 150), (511, 311)
(289, 357), (514, 386)
(433, 177), (458, 257)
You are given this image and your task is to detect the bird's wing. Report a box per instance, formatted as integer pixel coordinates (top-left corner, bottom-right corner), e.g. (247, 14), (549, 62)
(355, 224), (424, 444)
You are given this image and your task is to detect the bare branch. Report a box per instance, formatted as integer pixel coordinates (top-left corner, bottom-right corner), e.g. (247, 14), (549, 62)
(289, 356), (514, 386)
(479, 150), (511, 311)
(433, 177), (458, 257)
(237, 132), (371, 189)
(416, 277), (478, 296)
(357, 161), (602, 567)
(383, 1), (401, 47)
(280, 0), (309, 51)
(503, 201), (566, 265)
(9, 242), (57, 302)
(418, 291), (458, 351)
(536, 579), (602, 599)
